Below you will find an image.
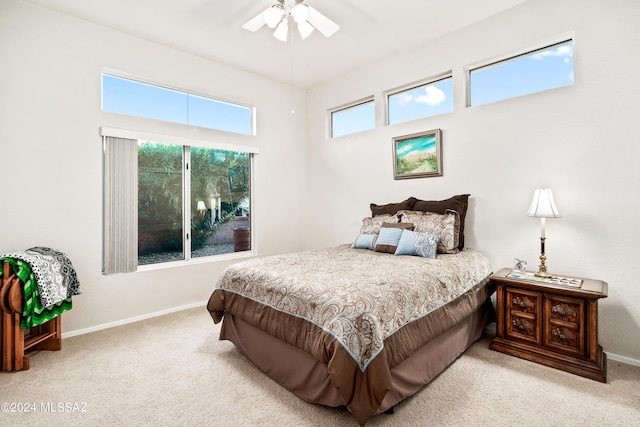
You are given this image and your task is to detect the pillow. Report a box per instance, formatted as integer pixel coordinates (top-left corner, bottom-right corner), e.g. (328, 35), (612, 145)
(374, 223), (415, 254)
(359, 214), (399, 235)
(398, 210), (459, 254)
(394, 230), (439, 259)
(352, 234), (378, 250)
(412, 194), (469, 250)
(370, 197), (417, 217)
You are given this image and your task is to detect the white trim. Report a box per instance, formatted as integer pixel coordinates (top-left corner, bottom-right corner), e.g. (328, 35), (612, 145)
(606, 351), (640, 368)
(100, 126), (260, 154)
(135, 250), (255, 272)
(61, 300), (208, 339)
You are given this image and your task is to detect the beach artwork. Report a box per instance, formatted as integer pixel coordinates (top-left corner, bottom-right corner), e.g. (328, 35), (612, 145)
(393, 129), (442, 179)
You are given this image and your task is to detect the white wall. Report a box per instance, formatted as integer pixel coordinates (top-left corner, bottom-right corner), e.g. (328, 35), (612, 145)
(305, 0), (640, 361)
(0, 1), (308, 333)
(2, 0), (640, 363)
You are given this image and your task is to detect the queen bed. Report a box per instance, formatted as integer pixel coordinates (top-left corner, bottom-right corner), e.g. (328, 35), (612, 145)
(207, 195), (495, 425)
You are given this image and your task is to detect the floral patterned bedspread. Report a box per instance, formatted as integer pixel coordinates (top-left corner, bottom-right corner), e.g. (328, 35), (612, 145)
(215, 244), (492, 370)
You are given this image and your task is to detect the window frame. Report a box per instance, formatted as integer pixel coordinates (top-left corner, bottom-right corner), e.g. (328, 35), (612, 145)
(101, 71), (256, 136)
(101, 127), (259, 272)
(385, 72), (454, 126)
(328, 97), (376, 138)
(465, 35), (575, 107)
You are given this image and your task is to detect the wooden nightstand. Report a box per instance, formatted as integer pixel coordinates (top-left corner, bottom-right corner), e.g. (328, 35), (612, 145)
(489, 268), (608, 382)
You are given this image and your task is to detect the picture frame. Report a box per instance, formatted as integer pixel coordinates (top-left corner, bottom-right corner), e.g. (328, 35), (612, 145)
(392, 129), (442, 179)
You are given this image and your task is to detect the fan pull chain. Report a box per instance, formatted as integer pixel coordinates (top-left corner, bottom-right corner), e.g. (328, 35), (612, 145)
(290, 20), (295, 114)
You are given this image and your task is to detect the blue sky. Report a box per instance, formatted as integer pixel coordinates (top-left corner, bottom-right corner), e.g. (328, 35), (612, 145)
(102, 74), (253, 135)
(470, 40), (573, 105)
(102, 40), (573, 139)
(334, 40), (573, 137)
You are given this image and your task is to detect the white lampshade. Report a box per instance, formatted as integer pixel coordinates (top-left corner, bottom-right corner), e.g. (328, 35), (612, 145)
(527, 188), (561, 218)
(291, 4), (309, 23)
(273, 18), (288, 41)
(264, 5), (284, 28)
(196, 200), (207, 211)
(297, 20), (315, 39)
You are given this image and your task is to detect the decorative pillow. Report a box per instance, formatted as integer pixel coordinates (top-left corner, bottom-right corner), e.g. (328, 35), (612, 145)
(398, 210), (459, 254)
(352, 234), (378, 250)
(374, 223), (415, 254)
(359, 214), (399, 235)
(394, 230), (439, 259)
(411, 194), (469, 250)
(370, 197), (417, 217)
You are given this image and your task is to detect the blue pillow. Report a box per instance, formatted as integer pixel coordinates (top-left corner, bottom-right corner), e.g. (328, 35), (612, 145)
(352, 234), (378, 250)
(374, 227), (405, 254)
(394, 230), (439, 259)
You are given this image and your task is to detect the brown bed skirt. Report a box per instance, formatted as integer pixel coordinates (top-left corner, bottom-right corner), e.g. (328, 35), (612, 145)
(219, 299), (493, 417)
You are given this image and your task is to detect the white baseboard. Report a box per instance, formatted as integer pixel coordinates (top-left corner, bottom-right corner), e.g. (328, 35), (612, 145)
(606, 351), (640, 367)
(61, 300), (208, 339)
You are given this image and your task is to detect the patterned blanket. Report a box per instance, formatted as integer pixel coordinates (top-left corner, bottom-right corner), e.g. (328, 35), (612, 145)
(215, 244), (492, 370)
(2, 247), (82, 307)
(0, 259), (72, 329)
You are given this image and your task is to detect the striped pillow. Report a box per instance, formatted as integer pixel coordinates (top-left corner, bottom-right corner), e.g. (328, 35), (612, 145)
(374, 223), (415, 254)
(351, 234), (378, 250)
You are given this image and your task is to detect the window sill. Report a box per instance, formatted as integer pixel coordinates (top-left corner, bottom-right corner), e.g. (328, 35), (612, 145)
(135, 250), (256, 272)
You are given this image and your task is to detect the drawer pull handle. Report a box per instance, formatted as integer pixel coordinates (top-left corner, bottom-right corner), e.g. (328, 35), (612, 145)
(512, 318), (534, 332)
(552, 327), (576, 343)
(512, 296), (534, 311)
(551, 303), (576, 319)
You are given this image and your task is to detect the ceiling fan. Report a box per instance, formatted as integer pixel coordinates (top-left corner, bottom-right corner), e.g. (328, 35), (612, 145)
(242, 0), (340, 42)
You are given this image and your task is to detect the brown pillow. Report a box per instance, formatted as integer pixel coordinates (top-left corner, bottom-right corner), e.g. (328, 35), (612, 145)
(370, 197), (417, 216)
(412, 194), (469, 249)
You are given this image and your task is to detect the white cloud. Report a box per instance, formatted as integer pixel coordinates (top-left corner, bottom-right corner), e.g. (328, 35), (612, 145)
(415, 85), (446, 106)
(533, 45), (573, 60)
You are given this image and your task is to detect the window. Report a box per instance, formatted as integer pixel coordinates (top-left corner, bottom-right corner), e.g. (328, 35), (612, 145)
(137, 142), (251, 266)
(469, 39), (574, 106)
(102, 130), (256, 273)
(102, 73), (254, 135)
(387, 76), (453, 125)
(330, 99), (375, 138)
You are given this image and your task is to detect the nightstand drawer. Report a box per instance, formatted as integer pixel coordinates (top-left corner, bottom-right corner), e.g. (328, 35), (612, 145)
(544, 295), (585, 356)
(505, 287), (541, 344)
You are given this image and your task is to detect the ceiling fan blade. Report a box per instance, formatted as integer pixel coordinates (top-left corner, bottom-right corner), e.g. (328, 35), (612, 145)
(306, 5), (339, 37)
(242, 7), (270, 32)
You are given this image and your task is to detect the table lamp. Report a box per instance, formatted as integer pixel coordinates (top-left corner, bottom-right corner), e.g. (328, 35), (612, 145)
(527, 188), (561, 277)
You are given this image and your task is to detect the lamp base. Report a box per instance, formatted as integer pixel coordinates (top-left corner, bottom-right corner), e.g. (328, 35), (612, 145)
(535, 270), (552, 278)
(536, 242), (551, 277)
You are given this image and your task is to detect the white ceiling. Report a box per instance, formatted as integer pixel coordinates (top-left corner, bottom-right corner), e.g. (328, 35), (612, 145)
(25, 0), (526, 89)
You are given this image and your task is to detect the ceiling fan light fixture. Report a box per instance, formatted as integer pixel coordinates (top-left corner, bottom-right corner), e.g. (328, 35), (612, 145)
(290, 4), (309, 24)
(264, 5), (284, 28)
(273, 18), (288, 42)
(297, 20), (314, 39)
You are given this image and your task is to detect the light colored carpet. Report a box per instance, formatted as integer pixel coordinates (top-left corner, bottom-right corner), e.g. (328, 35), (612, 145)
(1, 306), (639, 427)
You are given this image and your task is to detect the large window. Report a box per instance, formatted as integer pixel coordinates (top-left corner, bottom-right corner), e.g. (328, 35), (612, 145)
(137, 142), (251, 266)
(387, 76), (453, 125)
(102, 73), (254, 135)
(330, 99), (375, 138)
(103, 130), (255, 274)
(469, 39), (574, 106)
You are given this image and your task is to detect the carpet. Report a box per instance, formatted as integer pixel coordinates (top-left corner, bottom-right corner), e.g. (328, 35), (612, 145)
(1, 307), (638, 426)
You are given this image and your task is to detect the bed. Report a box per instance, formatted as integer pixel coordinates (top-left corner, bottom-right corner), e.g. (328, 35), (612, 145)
(207, 195), (495, 425)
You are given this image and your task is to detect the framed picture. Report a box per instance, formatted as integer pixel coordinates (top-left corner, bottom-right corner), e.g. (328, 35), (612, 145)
(392, 129), (442, 179)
